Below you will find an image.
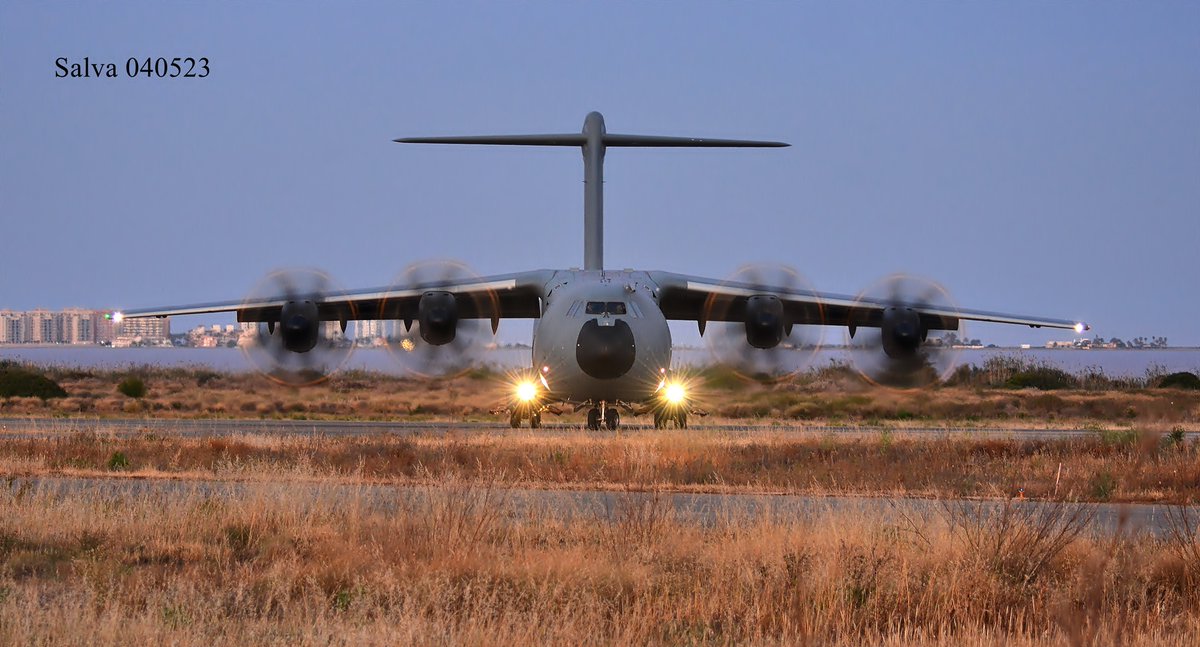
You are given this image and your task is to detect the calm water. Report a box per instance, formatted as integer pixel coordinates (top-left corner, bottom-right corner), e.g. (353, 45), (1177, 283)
(2, 346), (1198, 378)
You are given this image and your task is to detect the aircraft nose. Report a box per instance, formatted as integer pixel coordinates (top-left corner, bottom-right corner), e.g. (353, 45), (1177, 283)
(576, 319), (636, 379)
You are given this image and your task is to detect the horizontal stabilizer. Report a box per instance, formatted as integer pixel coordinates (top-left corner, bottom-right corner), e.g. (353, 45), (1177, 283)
(602, 134), (788, 147)
(395, 134), (586, 146)
(395, 133), (789, 148)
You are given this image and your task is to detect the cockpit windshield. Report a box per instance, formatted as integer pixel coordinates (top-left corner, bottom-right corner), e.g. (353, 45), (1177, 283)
(585, 301), (627, 316)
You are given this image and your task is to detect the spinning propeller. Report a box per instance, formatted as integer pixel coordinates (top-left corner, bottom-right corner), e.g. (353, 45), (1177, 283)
(846, 274), (964, 388)
(240, 268), (356, 386)
(381, 259), (497, 378)
(702, 264), (823, 381)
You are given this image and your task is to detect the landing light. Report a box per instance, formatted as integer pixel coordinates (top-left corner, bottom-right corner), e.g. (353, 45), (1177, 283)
(1074, 322), (1087, 334)
(516, 380), (539, 403)
(662, 382), (687, 405)
(109, 311), (124, 323)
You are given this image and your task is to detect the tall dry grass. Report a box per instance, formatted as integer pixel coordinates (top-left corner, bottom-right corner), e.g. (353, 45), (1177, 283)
(0, 474), (1196, 645)
(0, 427), (1196, 503)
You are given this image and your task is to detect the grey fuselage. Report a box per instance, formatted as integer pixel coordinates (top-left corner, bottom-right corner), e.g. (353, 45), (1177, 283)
(531, 270), (672, 404)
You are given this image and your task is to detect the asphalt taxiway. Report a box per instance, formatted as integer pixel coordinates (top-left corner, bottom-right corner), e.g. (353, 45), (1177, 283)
(1, 416), (1189, 440)
(8, 474), (1194, 537)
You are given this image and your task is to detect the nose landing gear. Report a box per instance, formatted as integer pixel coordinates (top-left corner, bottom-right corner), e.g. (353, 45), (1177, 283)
(585, 402), (623, 431)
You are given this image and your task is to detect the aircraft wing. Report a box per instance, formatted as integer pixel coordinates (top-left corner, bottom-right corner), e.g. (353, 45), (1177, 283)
(648, 271), (1088, 333)
(119, 269), (555, 324)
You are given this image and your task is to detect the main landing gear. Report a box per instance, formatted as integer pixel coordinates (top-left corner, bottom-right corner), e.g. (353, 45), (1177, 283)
(509, 406), (542, 429)
(585, 404), (621, 431)
(653, 408), (687, 430)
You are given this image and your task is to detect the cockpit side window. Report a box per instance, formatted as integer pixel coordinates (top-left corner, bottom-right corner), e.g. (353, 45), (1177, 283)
(606, 302), (627, 315)
(585, 301), (606, 315)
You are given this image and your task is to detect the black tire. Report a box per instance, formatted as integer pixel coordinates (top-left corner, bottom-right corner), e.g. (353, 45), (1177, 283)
(653, 410), (665, 429)
(509, 410), (521, 428)
(675, 411), (688, 429)
(587, 407), (601, 431)
(605, 408), (619, 430)
(530, 413), (542, 429)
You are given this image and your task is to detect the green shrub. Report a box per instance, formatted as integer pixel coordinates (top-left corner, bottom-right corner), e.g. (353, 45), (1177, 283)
(1164, 427), (1187, 449)
(107, 451), (130, 471)
(1089, 472), (1117, 501)
(1005, 367), (1077, 391)
(117, 376), (147, 399)
(1098, 428), (1138, 447)
(1158, 372), (1200, 390)
(0, 366), (67, 399)
(195, 371), (221, 387)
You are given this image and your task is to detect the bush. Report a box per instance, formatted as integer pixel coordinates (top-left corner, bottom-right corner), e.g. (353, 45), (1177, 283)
(1158, 372), (1200, 390)
(195, 371), (221, 387)
(107, 451), (130, 471)
(1005, 367), (1077, 391)
(1164, 427), (1187, 449)
(1098, 428), (1138, 447)
(0, 366), (67, 399)
(1090, 472), (1117, 501)
(117, 376), (147, 399)
(949, 356), (1081, 390)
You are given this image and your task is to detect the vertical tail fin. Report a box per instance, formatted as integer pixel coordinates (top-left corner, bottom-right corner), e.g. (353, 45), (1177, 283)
(395, 112), (789, 271)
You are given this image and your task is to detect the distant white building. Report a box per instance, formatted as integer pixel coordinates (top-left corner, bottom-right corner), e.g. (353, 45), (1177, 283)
(115, 316), (170, 345)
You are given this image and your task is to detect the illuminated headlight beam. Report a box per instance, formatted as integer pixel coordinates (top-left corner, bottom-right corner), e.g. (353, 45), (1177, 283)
(662, 382), (686, 405)
(516, 380), (538, 403)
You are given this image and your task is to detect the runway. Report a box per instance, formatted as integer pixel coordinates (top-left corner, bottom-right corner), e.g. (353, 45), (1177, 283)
(0, 416), (1186, 440)
(7, 474), (1194, 537)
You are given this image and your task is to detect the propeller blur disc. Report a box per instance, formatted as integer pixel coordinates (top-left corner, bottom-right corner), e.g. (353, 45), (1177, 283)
(846, 274), (964, 389)
(239, 268), (356, 387)
(701, 263), (823, 381)
(380, 259), (498, 378)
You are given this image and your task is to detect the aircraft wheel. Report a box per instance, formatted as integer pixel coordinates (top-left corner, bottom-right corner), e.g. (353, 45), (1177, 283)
(653, 410), (666, 429)
(509, 410), (521, 428)
(587, 407), (601, 431)
(675, 411), (688, 429)
(605, 408), (620, 430)
(530, 412), (542, 429)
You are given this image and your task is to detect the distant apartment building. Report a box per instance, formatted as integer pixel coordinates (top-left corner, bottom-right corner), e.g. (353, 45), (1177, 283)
(113, 316), (171, 346)
(0, 311), (23, 344)
(0, 309), (125, 344)
(357, 319), (390, 344)
(27, 310), (54, 343)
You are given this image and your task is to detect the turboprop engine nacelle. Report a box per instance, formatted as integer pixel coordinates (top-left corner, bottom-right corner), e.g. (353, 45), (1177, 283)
(744, 295), (786, 349)
(880, 307), (925, 359)
(418, 291), (458, 345)
(279, 301), (320, 353)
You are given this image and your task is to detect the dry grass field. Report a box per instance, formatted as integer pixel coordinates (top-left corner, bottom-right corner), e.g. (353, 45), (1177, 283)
(1, 360), (1198, 644)
(1, 360), (1197, 429)
(0, 428), (1196, 504)
(0, 473), (1198, 645)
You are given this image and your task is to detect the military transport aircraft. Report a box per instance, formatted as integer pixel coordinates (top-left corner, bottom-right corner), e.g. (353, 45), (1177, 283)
(117, 112), (1089, 430)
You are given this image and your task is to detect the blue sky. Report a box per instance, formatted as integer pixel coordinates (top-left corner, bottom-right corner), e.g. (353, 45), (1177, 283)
(2, 2), (1197, 346)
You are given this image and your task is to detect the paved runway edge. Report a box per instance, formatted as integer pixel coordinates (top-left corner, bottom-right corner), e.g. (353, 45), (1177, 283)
(2, 416), (1192, 440)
